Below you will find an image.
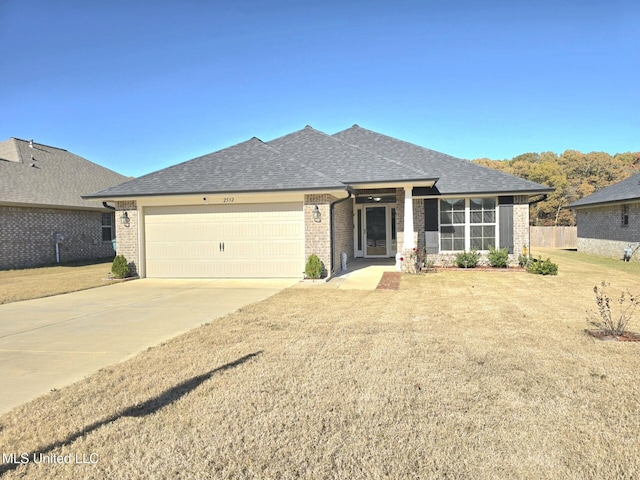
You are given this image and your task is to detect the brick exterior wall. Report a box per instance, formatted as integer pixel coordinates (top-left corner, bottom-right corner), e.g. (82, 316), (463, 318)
(332, 196), (354, 274)
(576, 202), (640, 261)
(115, 201), (139, 274)
(304, 194), (331, 277)
(513, 195), (530, 258)
(0, 205), (116, 270)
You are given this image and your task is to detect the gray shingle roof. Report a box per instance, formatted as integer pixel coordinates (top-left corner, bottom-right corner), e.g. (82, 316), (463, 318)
(87, 137), (345, 198)
(566, 172), (640, 208)
(0, 138), (129, 210)
(268, 126), (437, 184)
(86, 125), (553, 199)
(333, 125), (553, 195)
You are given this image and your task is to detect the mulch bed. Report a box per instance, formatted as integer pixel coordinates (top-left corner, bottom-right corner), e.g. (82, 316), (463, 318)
(377, 272), (402, 290)
(585, 329), (640, 342)
(429, 266), (526, 272)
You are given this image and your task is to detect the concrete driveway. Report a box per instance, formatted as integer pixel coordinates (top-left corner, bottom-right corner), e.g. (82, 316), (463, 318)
(0, 278), (296, 415)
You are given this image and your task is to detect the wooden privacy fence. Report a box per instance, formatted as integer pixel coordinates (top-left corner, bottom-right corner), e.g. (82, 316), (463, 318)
(530, 226), (577, 249)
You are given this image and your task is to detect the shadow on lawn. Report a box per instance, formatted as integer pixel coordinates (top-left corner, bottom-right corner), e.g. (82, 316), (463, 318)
(0, 351), (262, 476)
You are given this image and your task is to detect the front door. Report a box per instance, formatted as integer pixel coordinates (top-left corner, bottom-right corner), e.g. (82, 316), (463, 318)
(365, 206), (388, 257)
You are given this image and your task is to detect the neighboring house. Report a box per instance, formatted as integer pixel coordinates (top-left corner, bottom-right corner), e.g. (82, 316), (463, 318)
(0, 138), (129, 269)
(85, 125), (553, 279)
(567, 172), (640, 261)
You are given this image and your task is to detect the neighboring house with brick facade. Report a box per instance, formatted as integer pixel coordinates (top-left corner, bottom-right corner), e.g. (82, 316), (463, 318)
(0, 138), (129, 269)
(85, 125), (552, 279)
(567, 172), (640, 261)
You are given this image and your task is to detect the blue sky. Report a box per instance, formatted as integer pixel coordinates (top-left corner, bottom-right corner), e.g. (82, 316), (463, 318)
(1, 0), (638, 177)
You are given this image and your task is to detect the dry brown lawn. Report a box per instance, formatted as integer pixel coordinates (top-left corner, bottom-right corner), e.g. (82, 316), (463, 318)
(1, 249), (639, 479)
(0, 259), (114, 304)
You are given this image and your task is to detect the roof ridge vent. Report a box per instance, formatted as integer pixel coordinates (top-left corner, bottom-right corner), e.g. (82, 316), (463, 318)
(29, 139), (34, 148)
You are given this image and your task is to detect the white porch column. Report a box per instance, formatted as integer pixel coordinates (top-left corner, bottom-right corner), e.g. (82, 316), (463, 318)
(403, 186), (415, 250)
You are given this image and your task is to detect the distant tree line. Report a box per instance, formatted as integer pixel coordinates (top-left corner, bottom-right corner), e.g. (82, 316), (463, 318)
(473, 150), (640, 226)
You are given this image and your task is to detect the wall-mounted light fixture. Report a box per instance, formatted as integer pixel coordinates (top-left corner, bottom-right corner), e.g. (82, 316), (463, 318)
(313, 205), (321, 223)
(121, 211), (130, 227)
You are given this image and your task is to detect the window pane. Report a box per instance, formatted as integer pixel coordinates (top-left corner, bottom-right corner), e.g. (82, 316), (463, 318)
(452, 212), (465, 224)
(102, 227), (112, 242)
(470, 198), (482, 210)
(391, 208), (396, 240)
(483, 226), (495, 239)
(470, 226), (482, 237)
(483, 198), (496, 209)
(454, 238), (465, 251)
(441, 211), (452, 224)
(484, 211), (495, 223)
(357, 210), (362, 250)
(453, 199), (465, 210)
(470, 238), (482, 250)
(471, 211), (482, 223)
(441, 225), (454, 236)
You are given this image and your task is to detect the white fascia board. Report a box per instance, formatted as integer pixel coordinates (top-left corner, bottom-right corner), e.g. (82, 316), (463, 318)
(349, 180), (437, 190)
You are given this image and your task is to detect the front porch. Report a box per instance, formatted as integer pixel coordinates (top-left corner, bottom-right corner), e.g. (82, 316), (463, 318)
(352, 187), (422, 260)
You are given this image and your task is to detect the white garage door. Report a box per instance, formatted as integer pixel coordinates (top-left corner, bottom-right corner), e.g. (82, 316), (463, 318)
(144, 203), (304, 278)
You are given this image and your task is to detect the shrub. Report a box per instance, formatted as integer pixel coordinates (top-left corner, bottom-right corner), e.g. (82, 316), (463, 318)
(487, 246), (509, 268)
(111, 254), (130, 279)
(407, 246), (428, 274)
(455, 250), (479, 268)
(518, 254), (530, 268)
(587, 281), (640, 336)
(305, 254), (323, 279)
(526, 256), (558, 275)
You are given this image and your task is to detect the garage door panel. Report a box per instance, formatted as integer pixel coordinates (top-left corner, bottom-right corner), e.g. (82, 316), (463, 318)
(144, 203), (304, 278)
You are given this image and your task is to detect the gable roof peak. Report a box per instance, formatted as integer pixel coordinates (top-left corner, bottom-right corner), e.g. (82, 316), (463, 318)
(11, 137), (69, 153)
(0, 138), (21, 163)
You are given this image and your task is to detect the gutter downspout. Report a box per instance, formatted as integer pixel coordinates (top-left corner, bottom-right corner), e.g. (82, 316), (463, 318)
(329, 191), (353, 276)
(102, 202), (116, 211)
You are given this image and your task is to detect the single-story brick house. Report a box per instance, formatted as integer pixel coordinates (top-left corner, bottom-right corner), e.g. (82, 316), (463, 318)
(567, 172), (640, 261)
(85, 125), (552, 278)
(0, 138), (129, 269)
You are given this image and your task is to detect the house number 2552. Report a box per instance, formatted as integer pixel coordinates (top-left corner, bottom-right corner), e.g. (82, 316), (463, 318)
(223, 197), (235, 203)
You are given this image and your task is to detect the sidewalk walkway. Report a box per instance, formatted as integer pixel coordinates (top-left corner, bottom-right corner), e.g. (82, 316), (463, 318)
(293, 259), (397, 290)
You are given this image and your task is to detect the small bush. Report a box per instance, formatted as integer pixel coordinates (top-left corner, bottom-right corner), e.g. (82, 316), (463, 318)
(111, 255), (130, 279)
(526, 256), (558, 275)
(305, 254), (323, 279)
(518, 254), (530, 268)
(455, 250), (479, 268)
(487, 246), (509, 268)
(587, 281), (640, 336)
(407, 246), (428, 274)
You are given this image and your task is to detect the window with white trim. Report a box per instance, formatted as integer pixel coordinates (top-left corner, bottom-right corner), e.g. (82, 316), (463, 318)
(101, 212), (114, 242)
(439, 197), (497, 251)
(470, 198), (496, 250)
(440, 198), (465, 251)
